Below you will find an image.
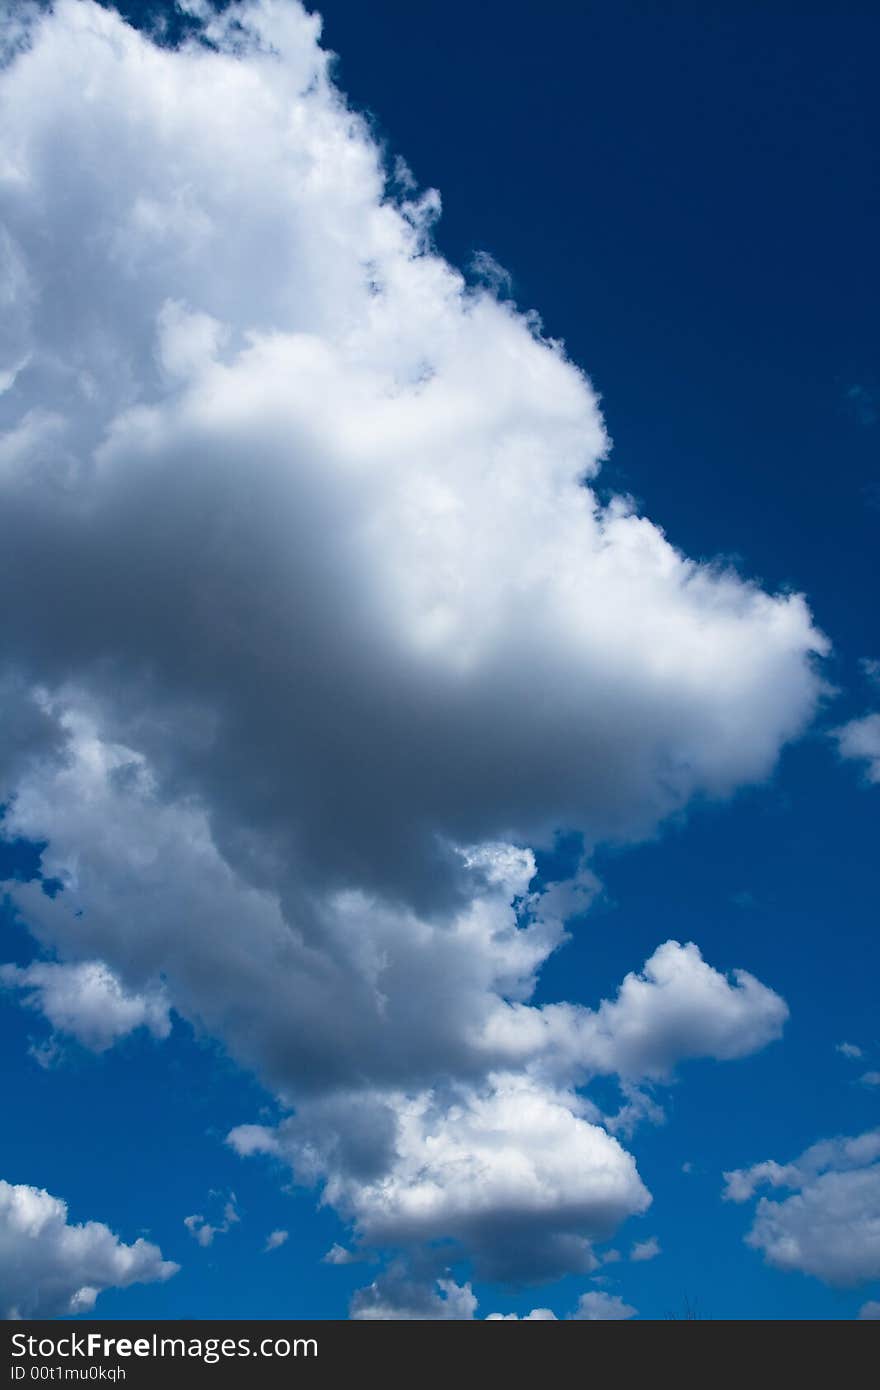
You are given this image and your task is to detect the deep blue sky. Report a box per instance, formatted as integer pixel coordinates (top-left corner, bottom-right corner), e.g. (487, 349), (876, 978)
(1, 0), (878, 1320)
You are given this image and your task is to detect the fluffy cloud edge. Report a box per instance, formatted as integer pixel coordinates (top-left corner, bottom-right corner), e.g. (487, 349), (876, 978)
(724, 1130), (880, 1287)
(0, 1178), (177, 1319)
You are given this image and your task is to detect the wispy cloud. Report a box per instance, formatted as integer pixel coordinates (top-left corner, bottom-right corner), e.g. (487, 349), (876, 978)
(184, 1194), (239, 1249)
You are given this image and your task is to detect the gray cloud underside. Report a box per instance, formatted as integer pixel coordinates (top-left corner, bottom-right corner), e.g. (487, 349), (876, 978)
(0, 1), (825, 1291)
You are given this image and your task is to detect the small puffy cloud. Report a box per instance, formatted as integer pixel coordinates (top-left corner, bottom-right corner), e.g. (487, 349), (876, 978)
(484, 939), (789, 1087)
(0, 959), (170, 1052)
(724, 1130), (880, 1286)
(184, 1194), (239, 1249)
(350, 1271), (476, 1321)
(859, 1301), (880, 1319)
(630, 1236), (661, 1262)
(723, 1131), (880, 1204)
(264, 1229), (288, 1252)
(0, 1178), (177, 1318)
(322, 1243), (366, 1266)
(488, 1290), (638, 1320)
(183, 1215), (213, 1248)
(486, 1309), (558, 1319)
(860, 1072), (880, 1088)
(572, 1291), (637, 1320)
(831, 713), (880, 783)
(584, 941), (788, 1079)
(860, 658), (880, 688)
(836, 1042), (863, 1059)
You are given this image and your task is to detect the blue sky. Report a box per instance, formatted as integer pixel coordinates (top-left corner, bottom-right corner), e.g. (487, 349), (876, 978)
(0, 0), (877, 1321)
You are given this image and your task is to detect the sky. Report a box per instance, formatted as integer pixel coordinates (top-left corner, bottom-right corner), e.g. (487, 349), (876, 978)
(0, 0), (877, 1322)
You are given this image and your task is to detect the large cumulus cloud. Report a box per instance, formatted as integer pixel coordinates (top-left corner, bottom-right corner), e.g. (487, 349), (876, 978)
(0, 0), (825, 1296)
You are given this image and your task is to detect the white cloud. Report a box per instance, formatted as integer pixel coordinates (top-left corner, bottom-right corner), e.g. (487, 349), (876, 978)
(859, 658), (880, 688)
(227, 936), (786, 1284)
(184, 1194), (239, 1249)
(0, 1178), (177, 1318)
(350, 1271), (477, 1321)
(572, 1291), (637, 1320)
(831, 713), (880, 783)
(486, 1308), (558, 1319)
(0, 0), (823, 1290)
(0, 959), (170, 1052)
(9, 714), (786, 1281)
(630, 1236), (661, 1262)
(723, 1131), (880, 1203)
(322, 1243), (366, 1266)
(0, 0), (825, 912)
(836, 1042), (863, 1059)
(351, 1271), (636, 1320)
(860, 1072), (880, 1088)
(483, 939), (789, 1086)
(485, 1290), (640, 1319)
(264, 1229), (288, 1252)
(724, 1130), (880, 1286)
(230, 1073), (646, 1282)
(859, 1301), (880, 1319)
